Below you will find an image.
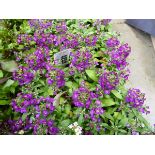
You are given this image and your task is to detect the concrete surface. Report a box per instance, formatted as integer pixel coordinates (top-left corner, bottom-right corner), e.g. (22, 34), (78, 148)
(111, 20), (155, 127)
(151, 36), (155, 50)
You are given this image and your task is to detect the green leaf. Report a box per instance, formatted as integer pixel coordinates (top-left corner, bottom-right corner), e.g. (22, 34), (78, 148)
(47, 88), (54, 96)
(1, 60), (18, 72)
(85, 69), (98, 82)
(118, 85), (127, 95)
(30, 116), (35, 122)
(111, 90), (123, 100)
(22, 113), (28, 121)
(102, 123), (112, 130)
(113, 112), (122, 120)
(101, 98), (116, 107)
(0, 100), (11, 105)
(119, 117), (128, 127)
(119, 129), (127, 134)
(101, 113), (114, 121)
(65, 81), (73, 88)
(78, 113), (84, 125)
(68, 88), (73, 96)
(132, 109), (151, 129)
(104, 95), (111, 99)
(39, 80), (45, 86)
(10, 86), (16, 94)
(0, 70), (3, 78)
(61, 119), (71, 128)
(65, 81), (78, 89)
(137, 113), (151, 129)
(107, 107), (117, 114)
(65, 104), (71, 115)
(18, 45), (24, 50)
(93, 52), (100, 58)
(3, 79), (14, 89)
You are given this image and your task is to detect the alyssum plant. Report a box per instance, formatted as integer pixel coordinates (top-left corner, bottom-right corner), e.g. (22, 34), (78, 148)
(0, 19), (154, 135)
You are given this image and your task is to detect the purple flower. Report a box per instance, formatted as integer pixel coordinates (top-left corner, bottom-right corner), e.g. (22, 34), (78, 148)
(90, 106), (105, 122)
(13, 66), (34, 86)
(108, 43), (131, 70)
(22, 94), (33, 100)
(42, 110), (48, 117)
(106, 37), (120, 48)
(102, 19), (112, 25)
(85, 36), (98, 46)
(39, 119), (47, 125)
(72, 86), (92, 108)
(70, 50), (93, 72)
(95, 107), (104, 115)
(20, 108), (27, 113)
(33, 125), (39, 135)
(95, 100), (101, 106)
(99, 71), (119, 94)
(48, 127), (59, 135)
(47, 120), (53, 127)
(132, 130), (139, 135)
(125, 88), (148, 113)
(35, 113), (40, 119)
(47, 79), (54, 85)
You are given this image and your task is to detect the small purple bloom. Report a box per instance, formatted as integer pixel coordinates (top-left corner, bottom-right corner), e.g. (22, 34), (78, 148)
(106, 37), (120, 48)
(42, 110), (48, 117)
(20, 108), (27, 113)
(47, 79), (54, 85)
(47, 120), (53, 127)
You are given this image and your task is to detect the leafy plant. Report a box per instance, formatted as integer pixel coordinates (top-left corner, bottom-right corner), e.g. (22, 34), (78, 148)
(0, 20), (25, 124)
(0, 19), (154, 135)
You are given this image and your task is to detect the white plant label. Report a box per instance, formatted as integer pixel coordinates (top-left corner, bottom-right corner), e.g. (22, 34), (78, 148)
(54, 49), (71, 65)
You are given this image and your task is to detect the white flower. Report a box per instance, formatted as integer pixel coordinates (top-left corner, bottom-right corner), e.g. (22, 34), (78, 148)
(68, 124), (73, 129)
(75, 131), (82, 135)
(74, 128), (80, 133)
(18, 130), (24, 135)
(77, 126), (82, 131)
(68, 122), (82, 135)
(73, 122), (78, 126)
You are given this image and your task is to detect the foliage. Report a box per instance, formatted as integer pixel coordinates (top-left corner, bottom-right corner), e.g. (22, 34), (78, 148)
(0, 20), (24, 123)
(0, 19), (154, 135)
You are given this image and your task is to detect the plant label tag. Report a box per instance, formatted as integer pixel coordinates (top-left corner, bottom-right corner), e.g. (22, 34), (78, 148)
(54, 49), (71, 65)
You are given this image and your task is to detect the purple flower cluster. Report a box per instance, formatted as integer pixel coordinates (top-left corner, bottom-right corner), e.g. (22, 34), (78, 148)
(72, 86), (92, 108)
(56, 21), (67, 34)
(60, 35), (79, 50)
(120, 68), (130, 81)
(93, 19), (112, 30)
(25, 47), (50, 71)
(7, 119), (25, 134)
(99, 71), (119, 94)
(17, 34), (32, 44)
(125, 88), (150, 114)
(106, 37), (120, 48)
(14, 47), (65, 89)
(28, 19), (53, 31)
(85, 36), (98, 46)
(11, 93), (55, 114)
(70, 50), (93, 72)
(90, 100), (105, 122)
(13, 66), (34, 86)
(11, 93), (59, 134)
(108, 43), (131, 70)
(101, 19), (112, 26)
(45, 66), (65, 88)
